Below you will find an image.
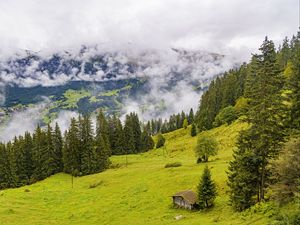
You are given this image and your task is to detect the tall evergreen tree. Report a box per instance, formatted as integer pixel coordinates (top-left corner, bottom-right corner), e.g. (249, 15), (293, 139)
(31, 125), (49, 181)
(63, 118), (81, 175)
(123, 115), (135, 154)
(188, 108), (194, 124)
(96, 110), (111, 156)
(52, 123), (63, 173)
(197, 166), (217, 208)
(228, 37), (286, 209)
(79, 115), (97, 175)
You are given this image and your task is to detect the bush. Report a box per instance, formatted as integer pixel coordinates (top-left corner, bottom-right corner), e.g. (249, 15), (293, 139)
(156, 133), (166, 148)
(164, 162), (182, 168)
(213, 106), (237, 127)
(89, 180), (103, 189)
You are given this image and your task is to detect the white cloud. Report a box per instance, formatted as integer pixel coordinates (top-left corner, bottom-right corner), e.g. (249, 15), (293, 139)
(0, 0), (297, 60)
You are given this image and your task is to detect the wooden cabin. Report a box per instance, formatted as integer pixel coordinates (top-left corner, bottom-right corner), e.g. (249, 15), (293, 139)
(172, 190), (198, 210)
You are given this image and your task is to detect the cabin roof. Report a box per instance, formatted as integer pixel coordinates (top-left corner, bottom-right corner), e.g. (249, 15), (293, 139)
(172, 190), (197, 204)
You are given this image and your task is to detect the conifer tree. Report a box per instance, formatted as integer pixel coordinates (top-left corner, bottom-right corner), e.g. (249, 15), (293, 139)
(197, 166), (217, 208)
(0, 143), (17, 189)
(80, 115), (97, 175)
(183, 118), (188, 129)
(123, 115), (135, 154)
(63, 118), (81, 174)
(46, 124), (56, 176)
(188, 108), (194, 124)
(31, 125), (49, 181)
(290, 32), (300, 129)
(191, 123), (197, 137)
(141, 125), (155, 152)
(13, 136), (28, 185)
(228, 37), (286, 209)
(52, 123), (63, 173)
(96, 110), (111, 156)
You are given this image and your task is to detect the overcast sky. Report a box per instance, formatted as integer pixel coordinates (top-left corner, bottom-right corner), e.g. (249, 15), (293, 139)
(0, 0), (298, 60)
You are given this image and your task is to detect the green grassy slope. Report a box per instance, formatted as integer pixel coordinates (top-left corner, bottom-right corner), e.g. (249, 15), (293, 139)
(0, 120), (274, 225)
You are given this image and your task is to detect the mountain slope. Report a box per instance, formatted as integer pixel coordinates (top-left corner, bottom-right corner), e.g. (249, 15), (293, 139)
(0, 120), (277, 225)
(0, 48), (235, 127)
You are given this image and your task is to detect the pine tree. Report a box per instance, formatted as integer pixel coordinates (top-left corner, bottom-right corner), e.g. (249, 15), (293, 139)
(290, 32), (300, 130)
(80, 115), (97, 175)
(31, 125), (49, 182)
(130, 113), (142, 153)
(46, 124), (56, 176)
(123, 114), (136, 154)
(96, 110), (111, 156)
(0, 143), (17, 189)
(13, 136), (27, 185)
(188, 108), (194, 124)
(141, 125), (155, 152)
(228, 37), (286, 209)
(63, 118), (81, 175)
(197, 166), (217, 208)
(23, 132), (34, 183)
(52, 123), (63, 173)
(183, 118), (188, 129)
(95, 133), (110, 172)
(191, 123), (197, 137)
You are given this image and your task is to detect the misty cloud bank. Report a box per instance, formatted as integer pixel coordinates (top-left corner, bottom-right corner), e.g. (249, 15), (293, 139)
(0, 0), (297, 60)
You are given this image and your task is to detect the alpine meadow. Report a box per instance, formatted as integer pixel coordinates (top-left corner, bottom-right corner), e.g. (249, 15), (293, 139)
(0, 1), (299, 225)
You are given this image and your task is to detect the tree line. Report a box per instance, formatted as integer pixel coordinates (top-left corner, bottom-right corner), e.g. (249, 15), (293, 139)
(0, 111), (154, 189)
(148, 108), (195, 135)
(196, 31), (300, 212)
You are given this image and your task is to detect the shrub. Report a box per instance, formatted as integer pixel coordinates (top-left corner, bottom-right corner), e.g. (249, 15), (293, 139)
(164, 162), (182, 168)
(89, 180), (103, 189)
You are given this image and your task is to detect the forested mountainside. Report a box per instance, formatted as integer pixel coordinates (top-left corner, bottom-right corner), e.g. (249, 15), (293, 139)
(0, 48), (232, 126)
(195, 32), (300, 219)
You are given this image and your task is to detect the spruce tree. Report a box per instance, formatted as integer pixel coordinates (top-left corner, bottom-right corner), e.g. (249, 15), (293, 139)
(80, 115), (97, 175)
(188, 108), (194, 124)
(183, 118), (188, 129)
(191, 123), (197, 137)
(46, 124), (56, 176)
(290, 32), (300, 129)
(31, 125), (49, 181)
(63, 118), (81, 174)
(96, 110), (111, 156)
(52, 123), (63, 173)
(228, 37), (286, 209)
(123, 114), (136, 154)
(197, 166), (217, 208)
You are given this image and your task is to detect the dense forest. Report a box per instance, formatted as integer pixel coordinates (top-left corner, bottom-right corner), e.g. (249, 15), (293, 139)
(0, 111), (154, 189)
(196, 31), (300, 213)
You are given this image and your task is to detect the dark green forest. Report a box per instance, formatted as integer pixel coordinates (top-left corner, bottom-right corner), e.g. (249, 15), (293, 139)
(0, 111), (154, 189)
(196, 32), (300, 214)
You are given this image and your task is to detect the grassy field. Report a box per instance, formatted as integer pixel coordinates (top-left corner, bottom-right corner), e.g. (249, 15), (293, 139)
(0, 120), (276, 225)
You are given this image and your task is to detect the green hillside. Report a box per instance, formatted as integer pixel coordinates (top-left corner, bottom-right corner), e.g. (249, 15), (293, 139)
(0, 119), (280, 225)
